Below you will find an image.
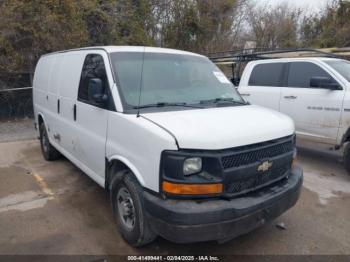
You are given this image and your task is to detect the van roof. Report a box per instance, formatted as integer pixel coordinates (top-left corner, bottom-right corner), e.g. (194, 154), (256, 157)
(42, 46), (205, 58)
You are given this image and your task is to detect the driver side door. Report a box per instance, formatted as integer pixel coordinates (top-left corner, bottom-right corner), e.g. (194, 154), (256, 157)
(72, 53), (114, 185)
(280, 61), (344, 145)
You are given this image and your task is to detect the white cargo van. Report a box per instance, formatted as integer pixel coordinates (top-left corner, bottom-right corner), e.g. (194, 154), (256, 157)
(238, 58), (350, 173)
(33, 46), (303, 246)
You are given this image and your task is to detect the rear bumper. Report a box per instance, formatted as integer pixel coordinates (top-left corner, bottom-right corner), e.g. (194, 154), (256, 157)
(143, 166), (303, 243)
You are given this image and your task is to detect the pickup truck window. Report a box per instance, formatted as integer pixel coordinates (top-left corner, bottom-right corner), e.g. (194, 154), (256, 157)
(248, 63), (284, 87)
(325, 60), (350, 82)
(287, 62), (332, 88)
(110, 52), (244, 111)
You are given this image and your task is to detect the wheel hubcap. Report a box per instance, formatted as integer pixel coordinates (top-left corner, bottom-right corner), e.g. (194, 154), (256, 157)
(117, 187), (136, 230)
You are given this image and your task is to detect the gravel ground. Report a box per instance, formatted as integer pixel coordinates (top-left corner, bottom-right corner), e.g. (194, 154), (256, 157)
(0, 120), (349, 258)
(0, 118), (37, 143)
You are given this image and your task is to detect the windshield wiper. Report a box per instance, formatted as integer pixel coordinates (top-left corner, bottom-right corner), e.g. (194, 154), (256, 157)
(199, 98), (248, 105)
(134, 102), (203, 109)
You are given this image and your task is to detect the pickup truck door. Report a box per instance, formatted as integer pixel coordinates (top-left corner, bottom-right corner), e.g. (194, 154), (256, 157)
(280, 61), (344, 144)
(239, 62), (285, 111)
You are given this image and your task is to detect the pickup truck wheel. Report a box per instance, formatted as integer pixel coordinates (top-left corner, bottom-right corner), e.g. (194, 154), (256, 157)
(111, 172), (156, 247)
(343, 143), (350, 174)
(39, 123), (60, 161)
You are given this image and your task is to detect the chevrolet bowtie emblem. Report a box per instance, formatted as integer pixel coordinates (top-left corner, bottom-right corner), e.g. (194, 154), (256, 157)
(258, 161), (273, 172)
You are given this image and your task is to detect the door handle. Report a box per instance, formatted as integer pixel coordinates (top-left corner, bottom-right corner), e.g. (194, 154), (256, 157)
(57, 99), (60, 114)
(73, 104), (76, 121)
(284, 95), (297, 99)
(241, 93), (251, 97)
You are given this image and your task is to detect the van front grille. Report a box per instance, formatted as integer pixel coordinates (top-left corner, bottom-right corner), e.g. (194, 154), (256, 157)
(225, 162), (291, 195)
(221, 138), (294, 170)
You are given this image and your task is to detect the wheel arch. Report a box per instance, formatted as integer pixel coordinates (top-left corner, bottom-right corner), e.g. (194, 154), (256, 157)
(341, 127), (350, 146)
(106, 156), (145, 191)
(37, 112), (47, 128)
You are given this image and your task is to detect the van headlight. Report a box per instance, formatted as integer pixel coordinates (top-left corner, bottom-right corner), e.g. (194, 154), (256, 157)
(183, 157), (202, 176)
(160, 151), (222, 197)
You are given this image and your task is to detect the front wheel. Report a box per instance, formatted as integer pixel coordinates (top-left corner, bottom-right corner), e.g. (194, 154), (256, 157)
(111, 172), (156, 247)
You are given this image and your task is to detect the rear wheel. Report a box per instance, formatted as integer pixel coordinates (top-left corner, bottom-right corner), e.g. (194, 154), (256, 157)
(111, 171), (156, 247)
(39, 122), (60, 161)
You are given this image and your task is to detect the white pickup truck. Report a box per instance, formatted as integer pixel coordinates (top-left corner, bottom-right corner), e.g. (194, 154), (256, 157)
(238, 57), (350, 172)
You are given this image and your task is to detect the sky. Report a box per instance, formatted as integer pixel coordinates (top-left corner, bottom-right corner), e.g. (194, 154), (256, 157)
(259, 0), (330, 12)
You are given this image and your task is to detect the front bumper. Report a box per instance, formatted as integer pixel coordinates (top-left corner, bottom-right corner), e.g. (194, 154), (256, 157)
(143, 166), (303, 243)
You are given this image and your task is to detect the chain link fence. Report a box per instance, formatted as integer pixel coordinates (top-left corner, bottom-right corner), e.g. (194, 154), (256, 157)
(0, 73), (33, 120)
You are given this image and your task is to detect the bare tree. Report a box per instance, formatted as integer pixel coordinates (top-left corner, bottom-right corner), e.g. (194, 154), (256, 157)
(246, 1), (302, 49)
(300, 0), (350, 48)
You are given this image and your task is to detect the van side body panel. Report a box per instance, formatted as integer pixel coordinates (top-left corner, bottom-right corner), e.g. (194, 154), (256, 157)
(33, 56), (56, 138)
(106, 112), (177, 192)
(54, 53), (85, 157)
(34, 51), (110, 187)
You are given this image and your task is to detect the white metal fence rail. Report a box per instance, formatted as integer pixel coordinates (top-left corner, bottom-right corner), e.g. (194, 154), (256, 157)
(0, 87), (32, 92)
(0, 87), (33, 120)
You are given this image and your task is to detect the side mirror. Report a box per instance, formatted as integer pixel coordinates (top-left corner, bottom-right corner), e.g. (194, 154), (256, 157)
(88, 78), (108, 104)
(310, 76), (341, 90)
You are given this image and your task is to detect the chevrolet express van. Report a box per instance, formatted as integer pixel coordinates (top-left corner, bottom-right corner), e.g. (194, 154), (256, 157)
(238, 58), (350, 173)
(33, 46), (303, 246)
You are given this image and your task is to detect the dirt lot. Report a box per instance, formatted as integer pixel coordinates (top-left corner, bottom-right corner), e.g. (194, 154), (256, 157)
(0, 120), (350, 256)
(0, 118), (36, 143)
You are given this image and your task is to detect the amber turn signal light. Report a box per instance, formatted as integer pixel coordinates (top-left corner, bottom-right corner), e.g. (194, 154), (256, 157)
(162, 181), (223, 195)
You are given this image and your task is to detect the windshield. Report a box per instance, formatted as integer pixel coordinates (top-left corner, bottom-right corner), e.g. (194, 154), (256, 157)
(325, 60), (350, 82)
(110, 52), (244, 111)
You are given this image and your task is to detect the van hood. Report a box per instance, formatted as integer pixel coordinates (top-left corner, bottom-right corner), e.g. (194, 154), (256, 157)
(142, 105), (294, 150)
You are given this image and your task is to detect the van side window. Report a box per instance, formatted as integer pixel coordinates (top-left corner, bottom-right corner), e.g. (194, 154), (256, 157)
(78, 54), (108, 103)
(248, 63), (284, 87)
(287, 62), (332, 88)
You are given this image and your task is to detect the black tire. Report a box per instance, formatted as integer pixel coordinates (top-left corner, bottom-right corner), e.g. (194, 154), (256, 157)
(343, 143), (350, 174)
(111, 171), (156, 247)
(39, 122), (60, 161)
